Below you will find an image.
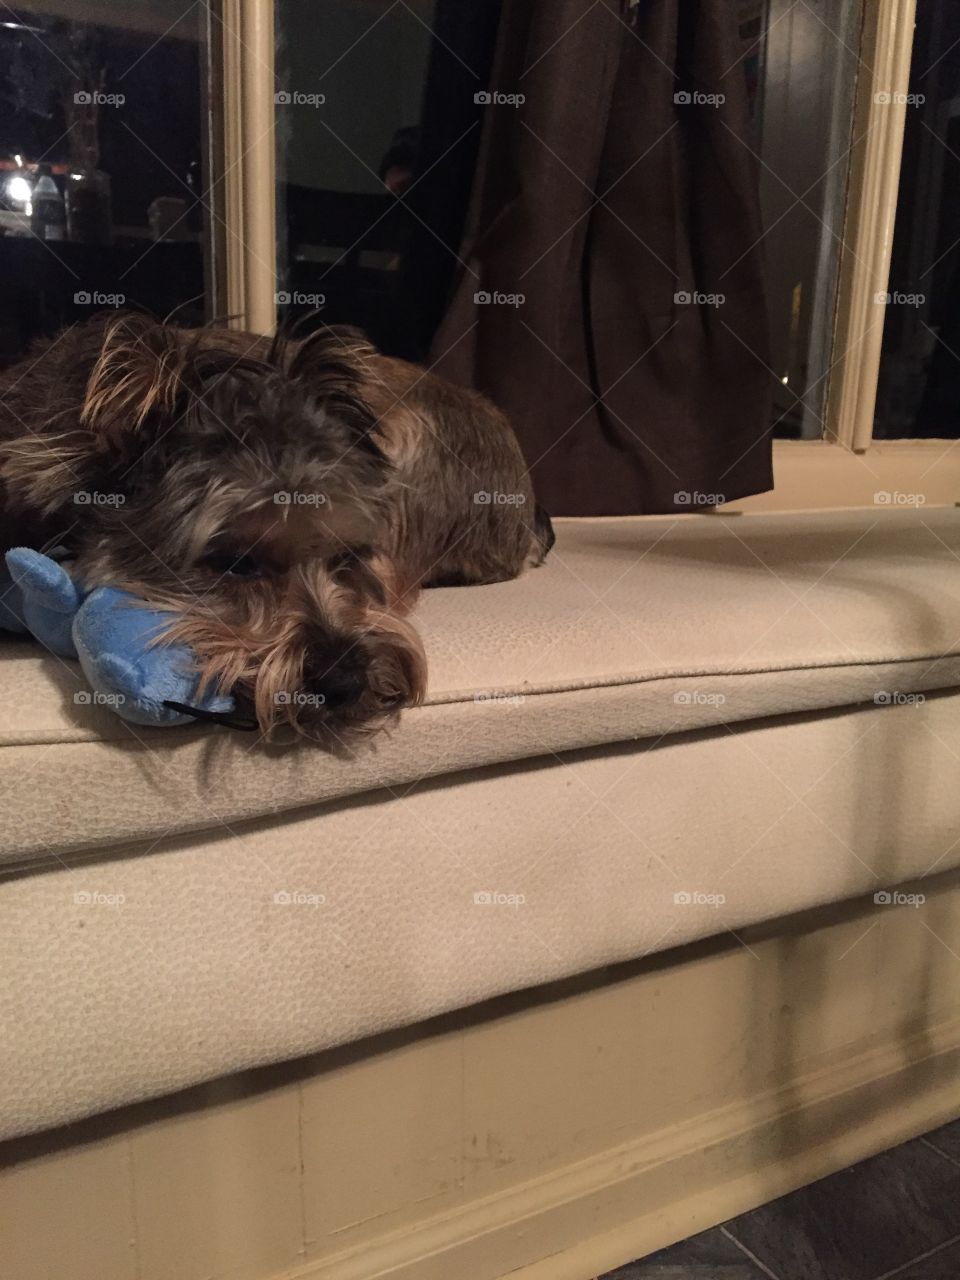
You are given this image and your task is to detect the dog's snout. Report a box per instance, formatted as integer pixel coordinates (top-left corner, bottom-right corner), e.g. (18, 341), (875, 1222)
(303, 646), (368, 711)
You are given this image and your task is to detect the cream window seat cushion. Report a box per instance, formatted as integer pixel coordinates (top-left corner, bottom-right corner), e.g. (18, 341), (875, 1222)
(3, 506), (960, 1137)
(3, 507), (960, 867)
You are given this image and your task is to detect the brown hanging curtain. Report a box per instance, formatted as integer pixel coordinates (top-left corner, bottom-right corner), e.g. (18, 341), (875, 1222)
(428, 0), (773, 516)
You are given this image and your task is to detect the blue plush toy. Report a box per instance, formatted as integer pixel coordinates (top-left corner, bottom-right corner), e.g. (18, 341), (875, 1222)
(0, 547), (243, 729)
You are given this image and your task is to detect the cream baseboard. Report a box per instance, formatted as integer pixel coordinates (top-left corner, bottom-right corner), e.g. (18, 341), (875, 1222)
(277, 1016), (960, 1280)
(5, 880), (960, 1280)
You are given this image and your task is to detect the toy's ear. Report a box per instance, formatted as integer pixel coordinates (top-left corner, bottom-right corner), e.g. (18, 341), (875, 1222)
(5, 548), (80, 616)
(80, 315), (190, 446)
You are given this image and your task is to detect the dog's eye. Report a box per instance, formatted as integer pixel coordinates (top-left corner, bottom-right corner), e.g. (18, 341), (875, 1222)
(203, 550), (262, 577)
(329, 547), (386, 604)
(330, 546), (373, 575)
(330, 551), (357, 575)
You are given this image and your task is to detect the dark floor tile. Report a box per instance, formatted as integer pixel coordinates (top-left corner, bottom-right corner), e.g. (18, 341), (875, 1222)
(726, 1138), (960, 1280)
(889, 1235), (960, 1278)
(923, 1118), (960, 1166)
(601, 1225), (768, 1278)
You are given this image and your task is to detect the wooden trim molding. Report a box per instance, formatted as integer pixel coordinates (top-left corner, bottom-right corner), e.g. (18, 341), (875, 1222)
(827, 0), (919, 451)
(729, 438), (960, 512)
(3, 877), (960, 1280)
(221, 0), (277, 335)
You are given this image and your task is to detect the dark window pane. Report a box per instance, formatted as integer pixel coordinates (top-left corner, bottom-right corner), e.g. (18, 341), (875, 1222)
(875, 0), (960, 438)
(0, 2), (214, 367)
(751, 0), (859, 439)
(275, 0), (501, 359)
(276, 0), (859, 426)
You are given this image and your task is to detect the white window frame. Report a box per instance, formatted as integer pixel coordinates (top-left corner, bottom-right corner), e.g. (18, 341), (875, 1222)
(221, 0), (956, 511)
(220, 0), (276, 336)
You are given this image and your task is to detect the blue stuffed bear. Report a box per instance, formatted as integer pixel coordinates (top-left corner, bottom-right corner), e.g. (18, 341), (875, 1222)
(0, 547), (239, 728)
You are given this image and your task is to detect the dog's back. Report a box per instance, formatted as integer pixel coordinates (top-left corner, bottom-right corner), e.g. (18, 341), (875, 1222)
(0, 314), (552, 738)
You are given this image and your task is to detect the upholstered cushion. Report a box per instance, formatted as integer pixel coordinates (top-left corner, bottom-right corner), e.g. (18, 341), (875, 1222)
(4, 507), (960, 867)
(4, 692), (960, 1139)
(6, 505), (960, 1138)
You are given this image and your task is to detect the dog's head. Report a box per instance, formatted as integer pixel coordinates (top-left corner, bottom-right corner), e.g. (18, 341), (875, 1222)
(1, 315), (426, 740)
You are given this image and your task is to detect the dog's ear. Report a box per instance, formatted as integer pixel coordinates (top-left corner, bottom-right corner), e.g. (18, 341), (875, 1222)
(284, 325), (378, 396)
(285, 326), (385, 459)
(80, 315), (190, 444)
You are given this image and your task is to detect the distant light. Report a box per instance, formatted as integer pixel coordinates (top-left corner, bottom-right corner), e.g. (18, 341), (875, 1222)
(1, 20), (44, 30)
(780, 374), (789, 385)
(6, 173), (32, 208)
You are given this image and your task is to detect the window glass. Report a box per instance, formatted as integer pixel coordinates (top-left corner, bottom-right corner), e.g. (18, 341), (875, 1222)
(0, 1), (213, 366)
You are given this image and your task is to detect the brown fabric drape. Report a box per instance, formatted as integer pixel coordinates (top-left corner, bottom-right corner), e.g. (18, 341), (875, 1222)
(429, 0), (773, 516)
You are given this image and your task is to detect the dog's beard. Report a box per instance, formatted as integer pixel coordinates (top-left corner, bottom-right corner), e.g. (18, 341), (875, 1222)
(132, 559), (428, 744)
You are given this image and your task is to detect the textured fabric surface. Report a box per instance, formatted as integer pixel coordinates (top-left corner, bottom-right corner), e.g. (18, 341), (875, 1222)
(428, 0), (772, 514)
(4, 690), (960, 1140)
(3, 508), (960, 867)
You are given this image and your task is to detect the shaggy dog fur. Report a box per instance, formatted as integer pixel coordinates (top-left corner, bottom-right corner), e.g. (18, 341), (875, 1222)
(0, 314), (553, 741)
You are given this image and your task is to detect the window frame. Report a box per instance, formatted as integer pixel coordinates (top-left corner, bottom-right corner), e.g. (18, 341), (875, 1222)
(222, 0), (956, 512)
(220, 0), (276, 335)
(736, 0), (960, 511)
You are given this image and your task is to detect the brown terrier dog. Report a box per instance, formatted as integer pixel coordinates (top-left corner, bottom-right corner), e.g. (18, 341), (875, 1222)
(0, 314), (553, 740)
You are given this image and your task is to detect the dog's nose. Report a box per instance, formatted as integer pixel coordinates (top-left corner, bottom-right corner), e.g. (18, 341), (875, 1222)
(303, 648), (368, 711)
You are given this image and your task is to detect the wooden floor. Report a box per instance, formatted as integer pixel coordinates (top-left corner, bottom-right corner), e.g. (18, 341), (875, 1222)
(600, 1119), (960, 1279)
